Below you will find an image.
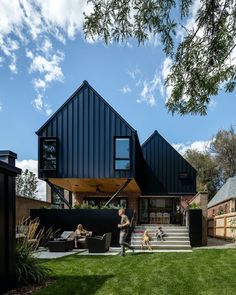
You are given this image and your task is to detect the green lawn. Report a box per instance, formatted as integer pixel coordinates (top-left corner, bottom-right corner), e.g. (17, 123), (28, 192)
(36, 250), (236, 295)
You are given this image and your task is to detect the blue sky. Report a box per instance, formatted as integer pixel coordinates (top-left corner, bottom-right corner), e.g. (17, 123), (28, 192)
(0, 0), (236, 197)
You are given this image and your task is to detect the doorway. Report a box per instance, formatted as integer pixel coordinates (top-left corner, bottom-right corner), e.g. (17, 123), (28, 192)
(139, 197), (181, 224)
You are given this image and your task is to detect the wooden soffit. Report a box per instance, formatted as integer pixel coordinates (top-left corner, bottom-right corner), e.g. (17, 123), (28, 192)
(48, 178), (141, 193)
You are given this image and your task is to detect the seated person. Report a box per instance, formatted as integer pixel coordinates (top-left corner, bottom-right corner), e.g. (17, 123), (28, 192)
(74, 224), (91, 248)
(141, 230), (152, 250)
(156, 226), (166, 241)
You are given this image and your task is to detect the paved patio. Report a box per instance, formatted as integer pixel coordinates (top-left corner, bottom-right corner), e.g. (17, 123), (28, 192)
(33, 247), (193, 259)
(194, 237), (236, 249)
(33, 237), (235, 259)
(33, 248), (86, 259)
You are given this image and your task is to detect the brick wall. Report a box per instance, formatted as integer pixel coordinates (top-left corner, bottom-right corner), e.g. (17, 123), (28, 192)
(16, 195), (51, 223)
(208, 200), (234, 218)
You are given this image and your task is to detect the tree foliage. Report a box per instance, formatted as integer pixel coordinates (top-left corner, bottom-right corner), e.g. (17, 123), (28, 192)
(16, 169), (38, 199)
(184, 126), (236, 200)
(210, 126), (236, 182)
(84, 0), (236, 115)
(184, 149), (219, 199)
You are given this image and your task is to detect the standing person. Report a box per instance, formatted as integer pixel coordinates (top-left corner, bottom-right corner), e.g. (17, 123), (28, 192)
(118, 208), (135, 256)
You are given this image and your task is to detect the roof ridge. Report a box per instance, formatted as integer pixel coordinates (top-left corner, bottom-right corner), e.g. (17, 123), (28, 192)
(36, 80), (137, 135)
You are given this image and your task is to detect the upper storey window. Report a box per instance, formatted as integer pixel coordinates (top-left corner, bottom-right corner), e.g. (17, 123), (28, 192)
(40, 138), (57, 170)
(114, 137), (130, 170)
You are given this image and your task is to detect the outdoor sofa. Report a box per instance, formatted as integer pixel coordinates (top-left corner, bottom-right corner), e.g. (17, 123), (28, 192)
(48, 231), (75, 252)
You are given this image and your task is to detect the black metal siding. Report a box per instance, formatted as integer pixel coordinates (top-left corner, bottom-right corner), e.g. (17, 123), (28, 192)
(142, 131), (196, 194)
(0, 160), (21, 293)
(37, 82), (138, 179)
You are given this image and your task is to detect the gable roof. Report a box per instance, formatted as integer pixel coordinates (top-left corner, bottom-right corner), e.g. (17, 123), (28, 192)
(142, 130), (197, 173)
(208, 175), (236, 208)
(36, 80), (136, 135)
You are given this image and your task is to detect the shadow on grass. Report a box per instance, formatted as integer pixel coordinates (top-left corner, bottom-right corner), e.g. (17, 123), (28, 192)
(36, 275), (114, 295)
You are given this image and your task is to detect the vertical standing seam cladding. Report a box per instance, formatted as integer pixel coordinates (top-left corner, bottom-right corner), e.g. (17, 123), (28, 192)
(142, 131), (196, 194)
(36, 81), (197, 195)
(37, 81), (138, 180)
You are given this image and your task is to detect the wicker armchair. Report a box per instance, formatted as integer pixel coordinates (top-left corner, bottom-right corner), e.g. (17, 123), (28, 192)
(87, 232), (111, 253)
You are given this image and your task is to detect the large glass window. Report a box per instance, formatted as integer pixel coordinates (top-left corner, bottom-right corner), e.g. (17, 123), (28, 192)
(40, 138), (57, 170)
(51, 186), (64, 209)
(114, 137), (130, 170)
(84, 197), (127, 208)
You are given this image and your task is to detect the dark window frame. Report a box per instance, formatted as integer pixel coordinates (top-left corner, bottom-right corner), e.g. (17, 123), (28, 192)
(114, 136), (131, 171)
(178, 171), (189, 180)
(39, 137), (58, 171)
(51, 185), (64, 209)
(84, 196), (128, 208)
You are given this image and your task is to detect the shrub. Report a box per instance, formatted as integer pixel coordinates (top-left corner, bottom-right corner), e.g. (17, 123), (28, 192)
(16, 218), (53, 287)
(189, 203), (201, 209)
(16, 241), (50, 286)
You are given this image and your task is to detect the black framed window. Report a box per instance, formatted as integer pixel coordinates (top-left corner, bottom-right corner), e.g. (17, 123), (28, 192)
(51, 186), (64, 209)
(178, 172), (189, 180)
(84, 197), (128, 208)
(40, 138), (57, 170)
(114, 137), (130, 170)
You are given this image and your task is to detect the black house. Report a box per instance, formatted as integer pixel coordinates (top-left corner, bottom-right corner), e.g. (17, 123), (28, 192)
(36, 81), (196, 223)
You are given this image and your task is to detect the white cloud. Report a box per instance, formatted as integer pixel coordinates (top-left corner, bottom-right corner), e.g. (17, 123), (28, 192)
(127, 57), (174, 107)
(33, 78), (46, 90)
(9, 54), (17, 74)
(41, 38), (53, 54)
(172, 139), (212, 155)
(16, 159), (46, 200)
(128, 68), (141, 80)
(0, 0), (92, 114)
(29, 52), (64, 83)
(138, 72), (162, 107)
(161, 57), (173, 101)
(177, 0), (202, 40)
(33, 94), (43, 111)
(0, 103), (2, 112)
(121, 85), (131, 94)
(162, 57), (172, 80)
(0, 56), (4, 65)
(27, 50), (64, 114)
(209, 99), (217, 111)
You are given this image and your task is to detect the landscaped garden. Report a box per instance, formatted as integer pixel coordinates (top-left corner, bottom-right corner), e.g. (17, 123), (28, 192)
(33, 249), (236, 295)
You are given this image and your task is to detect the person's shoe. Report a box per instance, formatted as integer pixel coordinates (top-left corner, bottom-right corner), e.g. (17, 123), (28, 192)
(130, 246), (135, 254)
(119, 252), (125, 256)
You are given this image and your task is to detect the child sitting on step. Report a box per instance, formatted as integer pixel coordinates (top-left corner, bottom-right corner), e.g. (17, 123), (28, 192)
(156, 226), (166, 241)
(141, 230), (152, 250)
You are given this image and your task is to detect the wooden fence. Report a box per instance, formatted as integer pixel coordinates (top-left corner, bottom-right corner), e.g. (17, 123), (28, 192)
(208, 212), (236, 240)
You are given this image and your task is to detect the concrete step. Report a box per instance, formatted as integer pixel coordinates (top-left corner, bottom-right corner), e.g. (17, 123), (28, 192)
(132, 244), (192, 250)
(131, 240), (190, 246)
(131, 225), (191, 251)
(132, 233), (189, 237)
(140, 224), (182, 226)
(134, 227), (188, 230)
(134, 227), (188, 232)
(131, 236), (189, 241)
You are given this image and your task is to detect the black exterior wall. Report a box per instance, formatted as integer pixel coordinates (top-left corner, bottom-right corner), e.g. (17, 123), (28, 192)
(142, 131), (196, 195)
(189, 209), (202, 247)
(36, 81), (197, 197)
(30, 209), (134, 247)
(36, 81), (140, 181)
(0, 157), (21, 294)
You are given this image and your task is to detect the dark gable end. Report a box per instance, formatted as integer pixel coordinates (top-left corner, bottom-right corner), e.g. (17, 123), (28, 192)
(36, 81), (139, 179)
(142, 130), (197, 195)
